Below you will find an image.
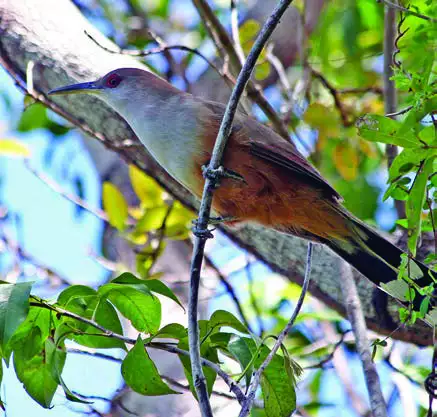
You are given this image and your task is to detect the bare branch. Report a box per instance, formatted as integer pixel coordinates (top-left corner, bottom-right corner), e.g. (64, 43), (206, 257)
(339, 263), (388, 417)
(25, 161), (110, 223)
(378, 0), (437, 23)
(188, 2), (298, 415)
(230, 0), (245, 64)
(383, 3), (405, 220)
(203, 254), (253, 333)
(238, 242), (312, 417)
(191, 0), (293, 144)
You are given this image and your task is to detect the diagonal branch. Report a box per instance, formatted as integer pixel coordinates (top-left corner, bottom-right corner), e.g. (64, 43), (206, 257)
(339, 263), (388, 417)
(187, 1), (297, 415)
(238, 242), (312, 417)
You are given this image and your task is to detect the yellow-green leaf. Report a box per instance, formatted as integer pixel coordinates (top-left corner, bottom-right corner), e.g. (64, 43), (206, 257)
(102, 182), (128, 231)
(332, 142), (358, 180)
(129, 165), (163, 208)
(0, 139), (30, 158)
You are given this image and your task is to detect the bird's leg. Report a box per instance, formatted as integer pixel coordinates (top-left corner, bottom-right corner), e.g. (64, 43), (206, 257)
(201, 164), (247, 188)
(192, 216), (238, 228)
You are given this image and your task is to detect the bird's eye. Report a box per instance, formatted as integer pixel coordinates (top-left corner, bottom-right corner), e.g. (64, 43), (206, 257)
(105, 73), (122, 88)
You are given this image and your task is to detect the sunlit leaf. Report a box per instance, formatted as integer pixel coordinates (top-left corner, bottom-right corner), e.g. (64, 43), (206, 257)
(0, 139), (30, 158)
(129, 165), (163, 208)
(357, 114), (419, 148)
(99, 284), (161, 334)
(102, 182), (128, 231)
(208, 310), (249, 334)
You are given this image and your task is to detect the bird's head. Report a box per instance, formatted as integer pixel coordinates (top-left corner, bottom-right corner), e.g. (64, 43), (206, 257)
(49, 68), (177, 115)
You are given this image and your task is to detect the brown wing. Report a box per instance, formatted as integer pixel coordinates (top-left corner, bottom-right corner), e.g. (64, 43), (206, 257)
(249, 141), (340, 199)
(199, 98), (340, 200)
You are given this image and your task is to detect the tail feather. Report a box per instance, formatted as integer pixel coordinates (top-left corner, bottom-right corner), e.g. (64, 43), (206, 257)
(322, 217), (435, 319)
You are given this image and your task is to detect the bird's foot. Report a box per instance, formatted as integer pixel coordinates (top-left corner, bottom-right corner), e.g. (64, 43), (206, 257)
(192, 219), (215, 239)
(201, 165), (247, 188)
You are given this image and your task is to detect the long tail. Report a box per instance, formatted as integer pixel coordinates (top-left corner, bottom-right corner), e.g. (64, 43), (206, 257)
(320, 216), (435, 321)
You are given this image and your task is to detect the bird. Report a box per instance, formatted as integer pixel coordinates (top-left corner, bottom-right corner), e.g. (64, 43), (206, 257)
(49, 68), (436, 323)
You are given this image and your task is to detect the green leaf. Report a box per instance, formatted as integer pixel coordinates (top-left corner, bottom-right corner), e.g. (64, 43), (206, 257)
(208, 310), (249, 334)
(99, 284), (161, 334)
(256, 346), (297, 417)
(388, 148), (433, 181)
(71, 299), (126, 349)
(357, 114), (420, 148)
(129, 165), (163, 208)
(102, 182), (128, 231)
(57, 285), (97, 306)
(17, 103), (48, 132)
(112, 273), (184, 310)
(0, 282), (32, 351)
(239, 19), (261, 44)
(5, 307), (52, 362)
(209, 332), (233, 349)
(144, 280), (184, 310)
(229, 337), (255, 388)
(13, 338), (59, 408)
(122, 337), (178, 395)
(407, 157), (435, 256)
(136, 206), (168, 232)
(150, 323), (187, 341)
(0, 139), (30, 158)
(51, 326), (90, 403)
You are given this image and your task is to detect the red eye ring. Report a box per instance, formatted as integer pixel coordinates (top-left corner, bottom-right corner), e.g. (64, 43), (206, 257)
(106, 73), (122, 88)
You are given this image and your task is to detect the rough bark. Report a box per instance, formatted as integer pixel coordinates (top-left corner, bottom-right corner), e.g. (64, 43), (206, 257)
(0, 0), (433, 348)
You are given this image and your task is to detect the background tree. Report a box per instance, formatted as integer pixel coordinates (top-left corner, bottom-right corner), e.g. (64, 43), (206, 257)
(0, 0), (436, 416)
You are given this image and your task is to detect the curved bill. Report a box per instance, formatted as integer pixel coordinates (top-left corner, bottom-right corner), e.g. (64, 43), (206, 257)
(48, 81), (101, 96)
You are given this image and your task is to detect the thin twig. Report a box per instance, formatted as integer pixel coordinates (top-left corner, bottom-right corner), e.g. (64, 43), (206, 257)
(203, 254), (253, 333)
(25, 161), (110, 223)
(378, 0), (437, 23)
(148, 201), (174, 272)
(303, 330), (350, 369)
(191, 0), (293, 143)
(0, 232), (70, 286)
(311, 69), (353, 127)
(85, 30), (228, 86)
(245, 256), (264, 336)
(188, 2), (297, 415)
(383, 4), (398, 167)
(230, 0), (245, 64)
(238, 242), (312, 417)
(339, 263), (388, 417)
(68, 348), (239, 401)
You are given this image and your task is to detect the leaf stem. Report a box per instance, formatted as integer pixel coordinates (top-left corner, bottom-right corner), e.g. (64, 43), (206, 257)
(238, 242), (312, 417)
